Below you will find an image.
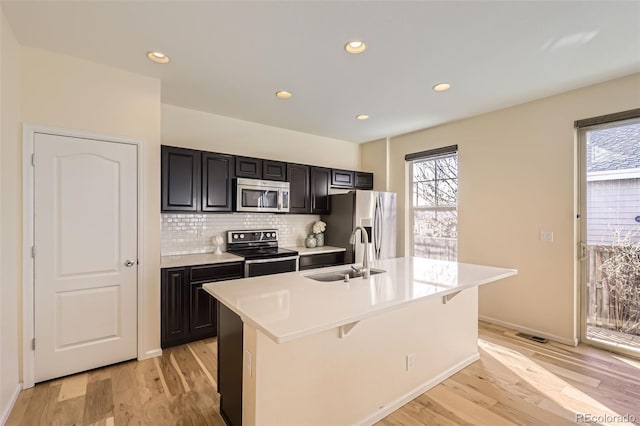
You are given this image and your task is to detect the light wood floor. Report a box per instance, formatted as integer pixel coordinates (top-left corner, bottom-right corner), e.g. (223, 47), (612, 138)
(7, 322), (640, 425)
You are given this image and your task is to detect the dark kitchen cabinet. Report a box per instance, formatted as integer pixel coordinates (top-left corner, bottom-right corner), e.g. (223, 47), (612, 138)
(355, 172), (374, 190)
(299, 251), (346, 271)
(331, 169), (355, 188)
(287, 163), (310, 214)
(161, 268), (189, 347)
(262, 160), (287, 181)
(202, 152), (234, 212)
(161, 146), (201, 212)
(161, 261), (243, 348)
(310, 166), (331, 214)
(235, 156), (262, 179)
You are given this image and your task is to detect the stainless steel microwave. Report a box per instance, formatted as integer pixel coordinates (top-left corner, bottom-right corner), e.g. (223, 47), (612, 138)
(235, 178), (290, 213)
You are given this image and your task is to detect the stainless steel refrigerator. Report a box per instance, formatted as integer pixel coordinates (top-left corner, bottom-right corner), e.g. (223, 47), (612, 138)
(322, 191), (397, 265)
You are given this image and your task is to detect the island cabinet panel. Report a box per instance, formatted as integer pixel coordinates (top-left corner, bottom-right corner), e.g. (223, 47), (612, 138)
(331, 169), (355, 188)
(310, 166), (331, 214)
(161, 146), (201, 212)
(234, 156), (262, 179)
(299, 251), (346, 270)
(202, 152), (234, 212)
(217, 302), (244, 426)
(287, 163), (310, 214)
(262, 160), (287, 181)
(161, 262), (243, 348)
(355, 172), (374, 190)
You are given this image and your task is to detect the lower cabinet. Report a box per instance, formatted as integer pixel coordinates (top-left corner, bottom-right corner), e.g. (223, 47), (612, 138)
(299, 251), (346, 271)
(161, 262), (243, 348)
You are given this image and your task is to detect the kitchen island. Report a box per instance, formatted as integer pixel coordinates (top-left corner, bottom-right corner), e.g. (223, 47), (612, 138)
(203, 257), (517, 426)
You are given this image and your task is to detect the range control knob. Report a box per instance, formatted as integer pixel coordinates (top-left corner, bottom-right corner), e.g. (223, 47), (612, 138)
(240, 234), (245, 239)
(233, 234), (238, 239)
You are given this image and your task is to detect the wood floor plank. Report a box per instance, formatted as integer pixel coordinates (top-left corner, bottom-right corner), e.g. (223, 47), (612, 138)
(83, 379), (114, 425)
(51, 395), (85, 426)
(58, 372), (88, 401)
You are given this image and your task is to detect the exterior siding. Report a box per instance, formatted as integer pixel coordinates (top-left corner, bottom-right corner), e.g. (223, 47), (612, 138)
(586, 177), (640, 244)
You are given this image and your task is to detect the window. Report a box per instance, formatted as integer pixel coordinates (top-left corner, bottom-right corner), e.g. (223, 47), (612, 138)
(406, 146), (458, 261)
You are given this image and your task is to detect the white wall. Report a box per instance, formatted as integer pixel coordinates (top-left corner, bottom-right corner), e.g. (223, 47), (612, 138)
(20, 47), (163, 360)
(1, 8), (22, 422)
(360, 137), (389, 191)
(162, 104), (360, 170)
(362, 73), (640, 344)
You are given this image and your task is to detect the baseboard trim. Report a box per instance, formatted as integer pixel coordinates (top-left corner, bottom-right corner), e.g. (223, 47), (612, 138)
(355, 352), (480, 426)
(479, 315), (578, 346)
(142, 348), (162, 360)
(1, 383), (22, 425)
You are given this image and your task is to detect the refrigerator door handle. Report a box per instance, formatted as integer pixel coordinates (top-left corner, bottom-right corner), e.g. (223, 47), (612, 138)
(374, 195), (383, 259)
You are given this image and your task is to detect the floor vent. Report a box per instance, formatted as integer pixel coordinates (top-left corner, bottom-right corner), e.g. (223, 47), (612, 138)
(516, 332), (548, 343)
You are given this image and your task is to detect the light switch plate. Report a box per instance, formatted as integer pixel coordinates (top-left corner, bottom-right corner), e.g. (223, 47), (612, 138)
(540, 231), (554, 242)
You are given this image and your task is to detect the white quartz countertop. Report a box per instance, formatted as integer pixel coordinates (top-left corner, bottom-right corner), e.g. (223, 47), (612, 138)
(203, 257), (517, 344)
(286, 245), (346, 255)
(161, 252), (244, 268)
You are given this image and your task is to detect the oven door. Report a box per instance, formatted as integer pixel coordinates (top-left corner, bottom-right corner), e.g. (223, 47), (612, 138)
(244, 256), (299, 277)
(236, 185), (282, 212)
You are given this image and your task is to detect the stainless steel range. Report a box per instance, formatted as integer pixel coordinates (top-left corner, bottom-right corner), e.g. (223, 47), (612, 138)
(226, 229), (299, 277)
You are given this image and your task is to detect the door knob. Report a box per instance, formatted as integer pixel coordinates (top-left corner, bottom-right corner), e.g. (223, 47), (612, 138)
(124, 260), (136, 267)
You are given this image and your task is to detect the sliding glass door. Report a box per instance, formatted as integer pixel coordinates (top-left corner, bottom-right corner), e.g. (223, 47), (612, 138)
(579, 117), (640, 357)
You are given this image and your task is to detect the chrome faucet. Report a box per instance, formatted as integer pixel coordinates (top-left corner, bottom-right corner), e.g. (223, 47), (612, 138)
(349, 226), (370, 279)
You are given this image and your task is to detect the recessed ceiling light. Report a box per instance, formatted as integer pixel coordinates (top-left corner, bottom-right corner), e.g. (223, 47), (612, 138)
(147, 51), (170, 64)
(433, 83), (451, 92)
(356, 114), (369, 120)
(345, 40), (367, 54)
(275, 91), (292, 99)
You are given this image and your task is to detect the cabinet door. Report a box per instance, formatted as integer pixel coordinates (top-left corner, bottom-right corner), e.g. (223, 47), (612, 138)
(287, 163), (310, 214)
(202, 152), (234, 212)
(235, 156), (262, 179)
(189, 282), (217, 339)
(262, 160), (287, 181)
(161, 146), (201, 212)
(331, 169), (355, 188)
(310, 166), (331, 214)
(355, 172), (374, 190)
(161, 268), (188, 348)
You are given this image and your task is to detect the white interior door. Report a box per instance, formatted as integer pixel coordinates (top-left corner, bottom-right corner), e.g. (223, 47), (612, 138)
(34, 133), (137, 382)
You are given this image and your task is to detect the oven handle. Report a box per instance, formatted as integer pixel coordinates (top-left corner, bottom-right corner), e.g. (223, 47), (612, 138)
(244, 255), (300, 277)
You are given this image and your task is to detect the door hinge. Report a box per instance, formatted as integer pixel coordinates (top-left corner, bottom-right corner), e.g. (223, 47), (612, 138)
(31, 153), (35, 166)
(31, 246), (36, 258)
(32, 338), (35, 350)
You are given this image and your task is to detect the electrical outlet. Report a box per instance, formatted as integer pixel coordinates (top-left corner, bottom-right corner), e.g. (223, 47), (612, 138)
(406, 354), (415, 371)
(539, 231), (554, 242)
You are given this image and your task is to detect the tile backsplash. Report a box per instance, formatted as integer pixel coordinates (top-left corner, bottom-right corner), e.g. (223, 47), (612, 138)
(161, 213), (321, 256)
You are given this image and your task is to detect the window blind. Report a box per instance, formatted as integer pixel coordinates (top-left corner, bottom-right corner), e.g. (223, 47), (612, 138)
(575, 108), (640, 128)
(405, 145), (458, 162)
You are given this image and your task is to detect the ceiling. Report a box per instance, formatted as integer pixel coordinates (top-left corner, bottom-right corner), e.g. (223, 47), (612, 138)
(3, 1), (639, 143)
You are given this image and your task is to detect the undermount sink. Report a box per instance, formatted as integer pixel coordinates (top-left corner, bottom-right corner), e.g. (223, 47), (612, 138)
(305, 268), (386, 282)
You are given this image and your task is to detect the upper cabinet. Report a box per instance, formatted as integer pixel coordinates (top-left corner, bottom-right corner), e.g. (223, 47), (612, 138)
(235, 156), (262, 179)
(162, 146), (201, 212)
(202, 152), (234, 212)
(310, 166), (331, 214)
(262, 160), (287, 181)
(287, 163), (310, 214)
(331, 169), (355, 188)
(236, 156), (287, 181)
(354, 172), (374, 190)
(161, 145), (373, 214)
